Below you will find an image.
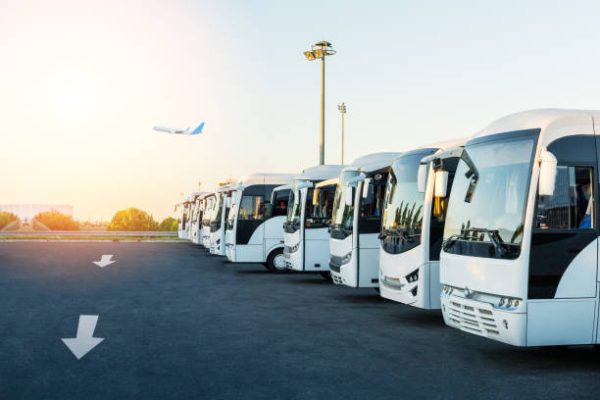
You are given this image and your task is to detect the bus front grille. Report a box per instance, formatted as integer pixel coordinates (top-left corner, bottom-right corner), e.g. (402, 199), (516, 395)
(447, 299), (499, 337)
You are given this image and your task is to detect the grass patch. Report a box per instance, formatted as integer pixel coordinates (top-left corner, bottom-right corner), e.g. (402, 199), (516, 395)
(0, 235), (184, 241)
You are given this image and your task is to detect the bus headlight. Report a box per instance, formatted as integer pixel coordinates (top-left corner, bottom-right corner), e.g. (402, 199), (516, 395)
(497, 297), (521, 309)
(285, 243), (300, 254)
(341, 252), (352, 264)
(405, 269), (419, 283)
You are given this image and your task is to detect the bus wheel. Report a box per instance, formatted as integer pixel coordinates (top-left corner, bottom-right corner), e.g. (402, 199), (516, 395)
(266, 249), (287, 273)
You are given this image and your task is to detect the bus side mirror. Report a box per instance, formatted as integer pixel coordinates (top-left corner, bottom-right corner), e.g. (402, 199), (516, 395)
(345, 187), (354, 206)
(417, 164), (428, 193)
(312, 188), (320, 206)
(434, 171), (449, 198)
(538, 149), (557, 196)
(362, 178), (372, 199)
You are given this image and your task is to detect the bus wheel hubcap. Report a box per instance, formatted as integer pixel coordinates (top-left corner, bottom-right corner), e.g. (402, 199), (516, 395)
(273, 254), (286, 270)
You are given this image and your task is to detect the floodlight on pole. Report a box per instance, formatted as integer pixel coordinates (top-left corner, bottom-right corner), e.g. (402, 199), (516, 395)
(304, 41), (336, 165)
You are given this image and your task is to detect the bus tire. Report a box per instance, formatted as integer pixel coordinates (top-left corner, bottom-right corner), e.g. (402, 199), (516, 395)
(265, 248), (287, 273)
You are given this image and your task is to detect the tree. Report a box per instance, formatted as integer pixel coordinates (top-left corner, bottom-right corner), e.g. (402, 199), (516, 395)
(158, 217), (178, 232)
(108, 208), (159, 231)
(0, 211), (18, 230)
(34, 210), (80, 231)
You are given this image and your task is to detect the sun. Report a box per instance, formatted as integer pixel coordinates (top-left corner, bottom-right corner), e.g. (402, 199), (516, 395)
(57, 85), (88, 116)
(50, 72), (97, 122)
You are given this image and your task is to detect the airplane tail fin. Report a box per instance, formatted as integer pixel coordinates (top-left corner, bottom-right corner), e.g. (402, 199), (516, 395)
(191, 122), (205, 135)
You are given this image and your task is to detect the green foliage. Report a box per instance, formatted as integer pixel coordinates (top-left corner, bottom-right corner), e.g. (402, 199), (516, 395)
(107, 208), (159, 231)
(0, 211), (18, 230)
(34, 210), (80, 231)
(158, 217), (178, 232)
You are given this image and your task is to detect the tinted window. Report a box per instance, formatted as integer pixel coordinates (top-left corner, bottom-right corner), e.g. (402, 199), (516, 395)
(239, 196), (265, 221)
(306, 186), (336, 229)
(271, 190), (290, 217)
(358, 172), (387, 233)
(536, 166), (594, 230)
(381, 152), (431, 254)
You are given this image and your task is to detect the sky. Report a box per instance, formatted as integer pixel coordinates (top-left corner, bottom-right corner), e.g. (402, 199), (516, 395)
(2, 0), (600, 221)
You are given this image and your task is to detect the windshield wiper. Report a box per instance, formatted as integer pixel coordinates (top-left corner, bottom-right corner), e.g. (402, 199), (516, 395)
(442, 227), (512, 256)
(398, 229), (416, 243)
(484, 229), (510, 257)
(379, 228), (417, 243)
(442, 234), (462, 251)
(442, 227), (486, 251)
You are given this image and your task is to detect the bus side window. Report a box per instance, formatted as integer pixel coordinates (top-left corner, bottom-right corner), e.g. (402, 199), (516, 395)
(535, 166), (594, 230)
(239, 196), (265, 221)
(272, 191), (289, 217)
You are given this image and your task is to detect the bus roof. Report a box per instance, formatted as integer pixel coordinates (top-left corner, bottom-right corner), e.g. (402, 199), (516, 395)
(216, 184), (236, 193)
(472, 109), (600, 147)
(273, 184), (291, 192)
(298, 165), (345, 181)
(315, 177), (339, 188)
(236, 173), (296, 188)
(345, 152), (403, 174)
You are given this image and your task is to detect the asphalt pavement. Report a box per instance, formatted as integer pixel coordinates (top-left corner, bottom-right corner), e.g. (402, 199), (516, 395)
(0, 242), (599, 399)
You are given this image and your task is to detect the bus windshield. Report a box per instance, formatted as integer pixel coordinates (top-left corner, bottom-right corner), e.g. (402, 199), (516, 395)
(210, 194), (225, 232)
(331, 170), (360, 238)
(306, 185), (336, 229)
(381, 151), (434, 254)
(202, 196), (216, 227)
(285, 188), (303, 233)
(443, 131), (538, 259)
(226, 191), (240, 231)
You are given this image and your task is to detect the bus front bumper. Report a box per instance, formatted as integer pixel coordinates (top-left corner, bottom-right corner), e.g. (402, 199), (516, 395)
(441, 291), (526, 346)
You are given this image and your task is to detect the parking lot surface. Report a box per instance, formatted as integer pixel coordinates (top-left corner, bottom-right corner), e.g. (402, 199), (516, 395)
(1, 242), (599, 399)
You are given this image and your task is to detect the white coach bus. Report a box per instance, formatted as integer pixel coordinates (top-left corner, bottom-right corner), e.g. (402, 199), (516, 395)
(440, 109), (600, 346)
(177, 195), (194, 240)
(225, 173), (295, 271)
(201, 193), (218, 248)
(283, 165), (345, 274)
(209, 185), (235, 256)
(191, 192), (210, 244)
(328, 153), (403, 288)
(378, 140), (465, 309)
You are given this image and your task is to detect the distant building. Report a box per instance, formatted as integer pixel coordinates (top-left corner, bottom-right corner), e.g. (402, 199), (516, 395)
(0, 204), (74, 221)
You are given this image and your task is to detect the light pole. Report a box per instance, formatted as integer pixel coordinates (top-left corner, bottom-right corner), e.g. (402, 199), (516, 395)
(304, 41), (336, 165)
(337, 102), (347, 164)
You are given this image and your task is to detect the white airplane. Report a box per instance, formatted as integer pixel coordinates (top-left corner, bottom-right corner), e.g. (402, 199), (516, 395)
(153, 121), (205, 135)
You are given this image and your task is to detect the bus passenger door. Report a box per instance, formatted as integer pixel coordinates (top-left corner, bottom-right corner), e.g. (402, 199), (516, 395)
(528, 134), (598, 345)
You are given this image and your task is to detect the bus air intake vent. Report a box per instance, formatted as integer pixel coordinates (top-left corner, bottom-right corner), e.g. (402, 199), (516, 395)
(447, 299), (499, 337)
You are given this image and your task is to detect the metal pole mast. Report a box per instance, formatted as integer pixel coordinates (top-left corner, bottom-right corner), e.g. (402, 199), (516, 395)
(319, 57), (326, 165)
(338, 102), (347, 164)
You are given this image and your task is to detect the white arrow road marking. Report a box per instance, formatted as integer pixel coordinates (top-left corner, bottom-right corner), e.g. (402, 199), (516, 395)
(93, 255), (115, 268)
(62, 315), (104, 360)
